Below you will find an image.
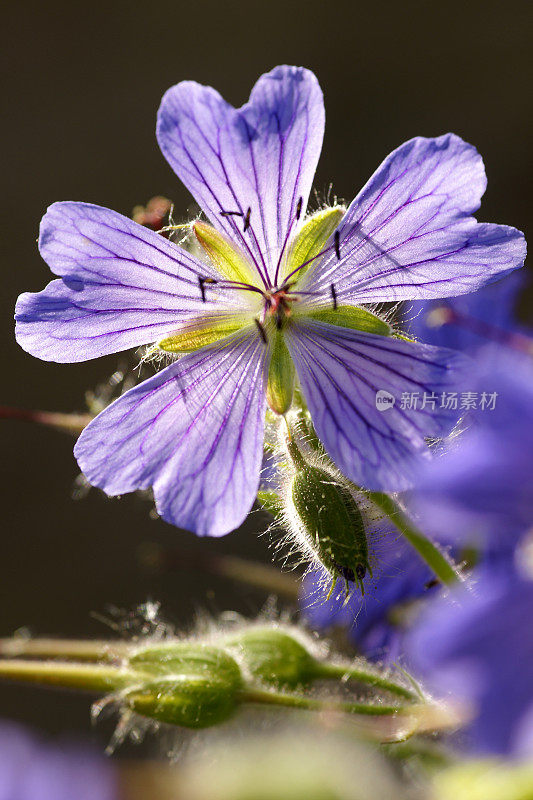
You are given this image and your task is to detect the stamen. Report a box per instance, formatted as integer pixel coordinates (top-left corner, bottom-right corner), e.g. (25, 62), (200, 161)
(198, 276), (217, 302)
(330, 283), (338, 310)
(218, 208), (270, 290)
(254, 318), (268, 344)
(198, 276), (206, 302)
(273, 195), (305, 287)
(243, 207), (252, 232)
(334, 230), (341, 260)
(275, 308), (283, 330)
(282, 241), (336, 286)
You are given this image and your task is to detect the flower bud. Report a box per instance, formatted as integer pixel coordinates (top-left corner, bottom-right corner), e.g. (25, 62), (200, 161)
(286, 440), (371, 594)
(224, 626), (319, 688)
(125, 643), (243, 729)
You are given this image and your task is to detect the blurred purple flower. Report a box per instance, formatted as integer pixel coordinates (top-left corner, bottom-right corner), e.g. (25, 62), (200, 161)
(410, 355), (533, 551)
(405, 569), (533, 758)
(15, 66), (526, 536)
(406, 270), (532, 357)
(301, 530), (435, 661)
(0, 720), (117, 800)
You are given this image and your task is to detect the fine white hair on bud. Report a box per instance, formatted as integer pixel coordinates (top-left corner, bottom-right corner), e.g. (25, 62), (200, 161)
(261, 412), (381, 599)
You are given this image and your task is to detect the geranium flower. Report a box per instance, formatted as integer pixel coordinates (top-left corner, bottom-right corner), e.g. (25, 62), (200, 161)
(15, 66), (526, 536)
(405, 567), (533, 757)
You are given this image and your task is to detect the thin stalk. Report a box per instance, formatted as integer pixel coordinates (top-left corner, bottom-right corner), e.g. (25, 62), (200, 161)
(310, 660), (416, 702)
(239, 687), (405, 717)
(364, 491), (461, 586)
(0, 659), (138, 693)
(140, 542), (300, 600)
(0, 406), (92, 435)
(0, 638), (130, 662)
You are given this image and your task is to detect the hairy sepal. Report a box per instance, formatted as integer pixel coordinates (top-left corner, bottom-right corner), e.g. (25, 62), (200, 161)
(302, 305), (391, 336)
(157, 316), (247, 353)
(194, 221), (257, 284)
(284, 206), (345, 284)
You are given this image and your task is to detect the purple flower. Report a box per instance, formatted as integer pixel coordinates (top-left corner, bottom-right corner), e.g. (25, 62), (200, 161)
(15, 66), (526, 536)
(410, 354), (533, 551)
(0, 720), (117, 799)
(405, 569), (533, 758)
(406, 270), (532, 357)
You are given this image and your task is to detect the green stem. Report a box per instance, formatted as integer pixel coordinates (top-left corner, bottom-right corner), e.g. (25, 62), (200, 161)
(239, 687), (405, 717)
(310, 660), (416, 702)
(0, 659), (139, 693)
(0, 638), (130, 663)
(364, 491), (460, 586)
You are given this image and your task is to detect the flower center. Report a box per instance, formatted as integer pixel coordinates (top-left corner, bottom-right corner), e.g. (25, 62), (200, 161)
(264, 287), (296, 330)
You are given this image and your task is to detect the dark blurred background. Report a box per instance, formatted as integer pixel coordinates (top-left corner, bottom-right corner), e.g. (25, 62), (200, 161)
(2, 0), (532, 742)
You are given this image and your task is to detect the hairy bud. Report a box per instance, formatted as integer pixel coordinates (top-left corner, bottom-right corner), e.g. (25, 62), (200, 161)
(285, 438), (371, 595)
(125, 643), (243, 729)
(224, 626), (319, 689)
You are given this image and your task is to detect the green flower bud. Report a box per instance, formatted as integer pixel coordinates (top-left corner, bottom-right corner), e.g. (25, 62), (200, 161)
(125, 643), (243, 729)
(286, 439), (371, 595)
(224, 626), (319, 689)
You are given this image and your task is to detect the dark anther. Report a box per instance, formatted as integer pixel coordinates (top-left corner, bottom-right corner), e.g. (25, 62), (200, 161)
(198, 276), (207, 302)
(334, 230), (341, 260)
(198, 276), (217, 302)
(275, 308), (283, 330)
(219, 209), (243, 217)
(355, 563), (366, 581)
(330, 283), (338, 310)
(243, 207), (252, 232)
(296, 196), (303, 220)
(254, 318), (267, 343)
(424, 578), (439, 590)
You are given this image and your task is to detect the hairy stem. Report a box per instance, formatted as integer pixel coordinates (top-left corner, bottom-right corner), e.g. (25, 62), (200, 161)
(310, 660), (417, 701)
(239, 687), (405, 716)
(0, 638), (130, 662)
(0, 659), (138, 693)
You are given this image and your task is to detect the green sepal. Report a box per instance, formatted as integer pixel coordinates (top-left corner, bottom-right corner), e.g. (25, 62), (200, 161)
(224, 627), (318, 689)
(284, 206), (345, 284)
(303, 305), (391, 336)
(126, 643), (243, 729)
(266, 329), (295, 415)
(194, 221), (256, 284)
(157, 317), (246, 353)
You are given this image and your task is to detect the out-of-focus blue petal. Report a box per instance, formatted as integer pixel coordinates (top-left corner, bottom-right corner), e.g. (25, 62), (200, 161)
(75, 329), (268, 536)
(405, 570), (533, 757)
(286, 319), (468, 491)
(15, 202), (233, 363)
(411, 354), (533, 548)
(406, 271), (530, 354)
(0, 721), (118, 800)
(300, 135), (526, 304)
(157, 66), (324, 283)
(302, 529), (435, 661)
